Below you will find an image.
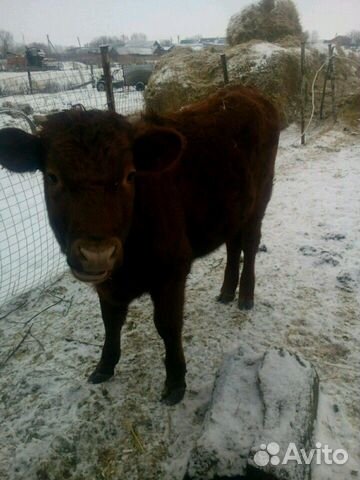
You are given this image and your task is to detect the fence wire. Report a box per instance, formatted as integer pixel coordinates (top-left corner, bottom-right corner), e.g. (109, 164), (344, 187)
(0, 168), (67, 307)
(0, 66), (144, 121)
(0, 65), (144, 307)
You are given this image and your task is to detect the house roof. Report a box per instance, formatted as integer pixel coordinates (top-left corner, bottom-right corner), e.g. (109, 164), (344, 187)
(112, 40), (175, 56)
(201, 37), (227, 46)
(178, 43), (204, 51)
(178, 37), (227, 51)
(113, 46), (156, 55)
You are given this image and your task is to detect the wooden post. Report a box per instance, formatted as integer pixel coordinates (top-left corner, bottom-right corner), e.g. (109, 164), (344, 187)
(27, 69), (33, 95)
(300, 41), (306, 145)
(100, 45), (115, 112)
(220, 54), (229, 85)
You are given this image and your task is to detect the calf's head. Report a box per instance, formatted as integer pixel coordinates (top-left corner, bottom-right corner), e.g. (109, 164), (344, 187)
(0, 110), (184, 283)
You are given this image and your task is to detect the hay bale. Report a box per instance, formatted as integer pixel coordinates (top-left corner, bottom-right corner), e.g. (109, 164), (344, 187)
(144, 47), (225, 114)
(227, 0), (303, 46)
(144, 41), (323, 126)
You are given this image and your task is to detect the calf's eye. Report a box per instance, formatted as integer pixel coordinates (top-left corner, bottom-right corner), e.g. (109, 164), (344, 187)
(126, 171), (136, 183)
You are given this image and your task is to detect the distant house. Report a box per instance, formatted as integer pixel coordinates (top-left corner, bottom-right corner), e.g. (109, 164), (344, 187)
(178, 39), (204, 51)
(326, 35), (352, 47)
(59, 41), (175, 66)
(6, 52), (26, 70)
(111, 41), (173, 64)
(61, 47), (101, 65)
(201, 37), (227, 46)
(178, 37), (227, 51)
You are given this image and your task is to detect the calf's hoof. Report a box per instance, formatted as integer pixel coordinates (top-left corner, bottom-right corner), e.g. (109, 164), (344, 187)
(88, 368), (114, 384)
(217, 292), (235, 304)
(238, 298), (254, 310)
(161, 382), (186, 406)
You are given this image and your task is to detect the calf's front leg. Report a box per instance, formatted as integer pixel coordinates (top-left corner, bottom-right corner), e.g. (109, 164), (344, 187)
(151, 277), (187, 405)
(88, 297), (128, 384)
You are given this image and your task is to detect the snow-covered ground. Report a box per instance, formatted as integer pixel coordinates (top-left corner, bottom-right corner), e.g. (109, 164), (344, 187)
(0, 123), (359, 479)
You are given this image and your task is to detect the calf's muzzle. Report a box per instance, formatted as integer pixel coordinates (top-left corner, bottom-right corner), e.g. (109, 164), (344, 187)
(69, 237), (123, 283)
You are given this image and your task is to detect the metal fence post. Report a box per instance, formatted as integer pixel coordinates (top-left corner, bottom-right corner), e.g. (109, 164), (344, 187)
(319, 43), (332, 120)
(220, 54), (229, 85)
(300, 41), (306, 145)
(330, 46), (337, 121)
(90, 64), (95, 87)
(27, 69), (33, 95)
(100, 45), (115, 112)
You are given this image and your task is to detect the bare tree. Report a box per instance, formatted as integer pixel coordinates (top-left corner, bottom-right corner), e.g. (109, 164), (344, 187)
(310, 30), (319, 44)
(159, 39), (173, 47)
(86, 35), (127, 48)
(349, 30), (360, 46)
(130, 33), (147, 42)
(0, 30), (14, 57)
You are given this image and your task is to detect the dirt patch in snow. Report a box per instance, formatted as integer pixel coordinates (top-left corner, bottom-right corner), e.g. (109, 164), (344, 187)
(0, 124), (359, 479)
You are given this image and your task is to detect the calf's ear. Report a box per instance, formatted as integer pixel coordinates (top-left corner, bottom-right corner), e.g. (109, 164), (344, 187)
(132, 126), (185, 172)
(0, 128), (43, 173)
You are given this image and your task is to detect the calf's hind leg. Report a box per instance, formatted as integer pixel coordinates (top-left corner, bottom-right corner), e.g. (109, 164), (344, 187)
(217, 236), (242, 304)
(238, 221), (262, 310)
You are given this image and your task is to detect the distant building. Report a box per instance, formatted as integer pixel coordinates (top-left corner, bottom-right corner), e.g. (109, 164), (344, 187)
(111, 41), (173, 64)
(201, 37), (227, 46)
(6, 53), (26, 70)
(60, 41), (174, 66)
(178, 38), (204, 51)
(178, 37), (227, 51)
(325, 35), (352, 47)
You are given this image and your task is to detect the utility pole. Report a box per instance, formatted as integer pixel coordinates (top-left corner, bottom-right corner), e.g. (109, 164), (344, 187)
(46, 34), (57, 54)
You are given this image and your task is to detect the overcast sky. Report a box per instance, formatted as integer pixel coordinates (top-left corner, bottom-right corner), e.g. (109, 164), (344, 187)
(2, 0), (359, 46)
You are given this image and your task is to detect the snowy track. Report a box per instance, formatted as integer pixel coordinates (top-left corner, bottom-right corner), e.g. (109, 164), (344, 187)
(0, 124), (359, 479)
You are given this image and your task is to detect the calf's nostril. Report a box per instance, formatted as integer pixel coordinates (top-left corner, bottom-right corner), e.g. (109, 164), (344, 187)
(78, 245), (117, 264)
(79, 246), (89, 261)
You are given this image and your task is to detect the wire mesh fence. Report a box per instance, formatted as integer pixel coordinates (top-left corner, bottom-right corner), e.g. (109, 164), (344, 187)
(0, 65), (144, 125)
(0, 169), (67, 307)
(0, 64), (145, 307)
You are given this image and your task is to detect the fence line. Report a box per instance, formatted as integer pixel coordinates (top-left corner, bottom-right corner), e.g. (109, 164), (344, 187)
(0, 63), (144, 128)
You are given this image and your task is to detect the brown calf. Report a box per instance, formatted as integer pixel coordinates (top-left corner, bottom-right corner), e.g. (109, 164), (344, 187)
(0, 86), (280, 404)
